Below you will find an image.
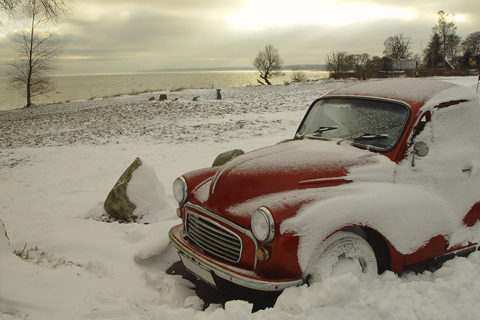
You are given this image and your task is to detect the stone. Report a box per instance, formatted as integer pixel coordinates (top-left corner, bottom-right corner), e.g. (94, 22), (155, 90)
(159, 94), (168, 101)
(212, 149), (245, 167)
(104, 157), (142, 221)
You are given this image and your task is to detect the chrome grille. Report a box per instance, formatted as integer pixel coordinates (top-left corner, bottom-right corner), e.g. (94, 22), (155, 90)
(186, 211), (242, 263)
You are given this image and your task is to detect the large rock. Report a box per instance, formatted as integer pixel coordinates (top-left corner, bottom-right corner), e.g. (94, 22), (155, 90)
(104, 157), (142, 221)
(103, 158), (174, 223)
(212, 149), (245, 167)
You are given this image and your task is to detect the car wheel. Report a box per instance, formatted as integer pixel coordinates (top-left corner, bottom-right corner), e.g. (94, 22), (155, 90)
(304, 231), (378, 284)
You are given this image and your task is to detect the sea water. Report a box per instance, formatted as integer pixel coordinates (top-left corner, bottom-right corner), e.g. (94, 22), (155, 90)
(0, 70), (329, 110)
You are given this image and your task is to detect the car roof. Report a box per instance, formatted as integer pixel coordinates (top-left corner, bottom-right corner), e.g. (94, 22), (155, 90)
(325, 78), (457, 113)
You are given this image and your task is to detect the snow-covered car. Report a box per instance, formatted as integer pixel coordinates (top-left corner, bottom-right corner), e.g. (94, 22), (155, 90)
(169, 78), (480, 291)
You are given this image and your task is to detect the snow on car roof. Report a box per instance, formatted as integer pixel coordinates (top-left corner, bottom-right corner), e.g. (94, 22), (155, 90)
(327, 78), (462, 105)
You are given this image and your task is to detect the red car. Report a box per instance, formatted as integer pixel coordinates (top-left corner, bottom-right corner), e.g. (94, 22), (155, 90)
(169, 78), (480, 291)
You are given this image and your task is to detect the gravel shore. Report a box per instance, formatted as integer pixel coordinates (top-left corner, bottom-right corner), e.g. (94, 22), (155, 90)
(0, 80), (351, 149)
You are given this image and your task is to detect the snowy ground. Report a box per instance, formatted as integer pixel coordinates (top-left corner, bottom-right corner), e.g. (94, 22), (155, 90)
(1, 77), (480, 320)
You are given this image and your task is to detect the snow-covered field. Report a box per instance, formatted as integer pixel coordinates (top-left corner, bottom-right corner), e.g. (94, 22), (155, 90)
(1, 77), (480, 320)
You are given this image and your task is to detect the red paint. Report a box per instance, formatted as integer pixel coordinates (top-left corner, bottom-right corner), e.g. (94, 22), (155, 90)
(405, 235), (448, 266)
(463, 202), (480, 227)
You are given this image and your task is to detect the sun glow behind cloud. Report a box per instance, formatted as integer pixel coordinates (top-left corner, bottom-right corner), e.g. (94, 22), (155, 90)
(227, 0), (416, 30)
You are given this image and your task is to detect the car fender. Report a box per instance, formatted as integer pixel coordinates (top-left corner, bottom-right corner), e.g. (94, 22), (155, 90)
(280, 181), (458, 273)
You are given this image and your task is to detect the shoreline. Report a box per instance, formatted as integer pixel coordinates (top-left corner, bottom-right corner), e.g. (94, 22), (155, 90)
(0, 70), (330, 111)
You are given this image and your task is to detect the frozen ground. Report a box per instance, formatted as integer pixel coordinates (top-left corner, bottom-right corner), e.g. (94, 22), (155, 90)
(1, 77), (480, 320)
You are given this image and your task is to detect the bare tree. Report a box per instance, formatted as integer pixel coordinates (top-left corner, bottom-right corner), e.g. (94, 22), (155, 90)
(2, 0), (65, 16)
(462, 31), (480, 57)
(253, 44), (283, 85)
(350, 53), (370, 80)
(8, 0), (66, 107)
(1, 0), (18, 22)
(2, 0), (62, 21)
(1, 0), (17, 11)
(366, 56), (393, 77)
(433, 10), (461, 67)
(383, 34), (412, 59)
(326, 51), (351, 78)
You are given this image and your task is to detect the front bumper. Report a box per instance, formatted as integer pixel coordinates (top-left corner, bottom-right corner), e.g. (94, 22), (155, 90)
(169, 224), (303, 291)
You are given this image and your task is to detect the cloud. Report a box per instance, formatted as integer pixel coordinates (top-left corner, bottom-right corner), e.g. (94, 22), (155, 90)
(1, 0), (479, 74)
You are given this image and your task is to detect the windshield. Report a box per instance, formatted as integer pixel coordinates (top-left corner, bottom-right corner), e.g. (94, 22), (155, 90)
(296, 98), (409, 150)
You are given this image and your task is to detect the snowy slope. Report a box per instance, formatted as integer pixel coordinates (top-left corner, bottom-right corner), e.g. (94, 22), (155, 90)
(1, 77), (480, 319)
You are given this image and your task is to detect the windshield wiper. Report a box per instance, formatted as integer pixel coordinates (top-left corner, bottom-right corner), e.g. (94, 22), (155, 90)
(353, 133), (389, 140)
(313, 126), (338, 134)
(296, 126), (338, 140)
(337, 133), (389, 145)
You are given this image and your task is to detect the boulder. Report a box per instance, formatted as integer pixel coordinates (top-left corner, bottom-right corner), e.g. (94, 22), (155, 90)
(126, 161), (173, 223)
(104, 157), (142, 221)
(212, 149), (245, 167)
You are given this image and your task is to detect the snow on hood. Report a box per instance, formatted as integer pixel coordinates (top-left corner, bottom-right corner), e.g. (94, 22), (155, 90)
(206, 140), (384, 218)
(227, 149), (396, 217)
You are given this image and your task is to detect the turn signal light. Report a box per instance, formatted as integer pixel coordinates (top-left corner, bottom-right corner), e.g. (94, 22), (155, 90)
(176, 208), (183, 218)
(256, 247), (270, 262)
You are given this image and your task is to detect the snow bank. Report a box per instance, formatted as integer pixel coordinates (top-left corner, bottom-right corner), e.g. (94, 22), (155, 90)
(274, 253), (480, 319)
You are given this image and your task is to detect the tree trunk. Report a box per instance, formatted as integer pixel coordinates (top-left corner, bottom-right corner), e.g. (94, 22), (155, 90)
(26, 0), (37, 107)
(261, 76), (272, 85)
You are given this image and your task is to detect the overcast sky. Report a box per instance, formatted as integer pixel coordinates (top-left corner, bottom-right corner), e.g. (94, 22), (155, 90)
(1, 0), (479, 75)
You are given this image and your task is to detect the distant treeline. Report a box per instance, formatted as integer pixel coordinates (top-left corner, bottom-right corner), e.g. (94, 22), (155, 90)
(140, 64), (327, 73)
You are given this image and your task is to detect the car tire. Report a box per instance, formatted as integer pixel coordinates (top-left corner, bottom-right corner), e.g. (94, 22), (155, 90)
(304, 231), (378, 284)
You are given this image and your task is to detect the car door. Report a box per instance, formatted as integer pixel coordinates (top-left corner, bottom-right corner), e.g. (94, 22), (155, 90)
(395, 100), (480, 266)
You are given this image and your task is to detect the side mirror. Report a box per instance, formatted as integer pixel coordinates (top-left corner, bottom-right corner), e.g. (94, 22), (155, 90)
(414, 141), (429, 157)
(411, 141), (429, 167)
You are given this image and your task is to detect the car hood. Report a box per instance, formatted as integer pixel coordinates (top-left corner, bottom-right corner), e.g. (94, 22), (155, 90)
(193, 139), (389, 225)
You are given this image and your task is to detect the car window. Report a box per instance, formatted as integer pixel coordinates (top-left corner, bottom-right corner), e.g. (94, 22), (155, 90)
(410, 112), (431, 143)
(297, 98), (409, 151)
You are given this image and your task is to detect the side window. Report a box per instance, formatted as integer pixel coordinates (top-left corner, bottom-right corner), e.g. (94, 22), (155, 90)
(411, 112), (431, 142)
(408, 112), (431, 150)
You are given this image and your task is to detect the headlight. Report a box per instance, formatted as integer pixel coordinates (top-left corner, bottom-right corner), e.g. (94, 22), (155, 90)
(251, 207), (275, 243)
(173, 177), (188, 205)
